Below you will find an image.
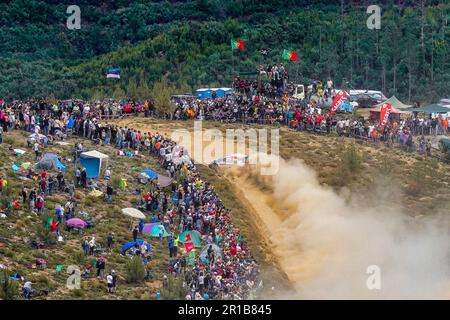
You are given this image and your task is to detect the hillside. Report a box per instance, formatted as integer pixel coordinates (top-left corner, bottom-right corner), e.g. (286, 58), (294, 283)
(0, 0), (449, 102)
(2, 117), (448, 299)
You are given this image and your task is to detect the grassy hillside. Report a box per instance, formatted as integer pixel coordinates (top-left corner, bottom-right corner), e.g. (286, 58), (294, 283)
(0, 1), (449, 102)
(0, 130), (180, 299)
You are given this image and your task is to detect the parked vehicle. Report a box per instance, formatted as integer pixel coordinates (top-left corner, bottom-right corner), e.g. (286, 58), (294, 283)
(334, 90), (387, 108)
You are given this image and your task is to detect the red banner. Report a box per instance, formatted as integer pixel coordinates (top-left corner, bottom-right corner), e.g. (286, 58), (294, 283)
(380, 102), (392, 126)
(330, 91), (348, 116)
(184, 241), (194, 253)
(183, 233), (195, 253)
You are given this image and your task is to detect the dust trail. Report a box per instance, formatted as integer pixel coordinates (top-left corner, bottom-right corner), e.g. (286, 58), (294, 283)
(227, 157), (450, 299)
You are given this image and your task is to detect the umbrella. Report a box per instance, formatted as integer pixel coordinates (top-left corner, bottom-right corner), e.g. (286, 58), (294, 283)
(199, 243), (222, 262)
(142, 169), (158, 179)
(121, 239), (151, 253)
(65, 218), (88, 229)
(121, 208), (146, 220)
(178, 230), (202, 248)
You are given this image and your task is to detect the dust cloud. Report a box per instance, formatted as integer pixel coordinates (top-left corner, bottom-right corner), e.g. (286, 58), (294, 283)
(227, 157), (450, 299)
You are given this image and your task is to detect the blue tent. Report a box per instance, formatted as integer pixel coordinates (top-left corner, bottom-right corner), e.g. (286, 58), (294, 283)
(142, 169), (158, 179)
(121, 239), (151, 253)
(38, 153), (66, 172)
(80, 150), (109, 178)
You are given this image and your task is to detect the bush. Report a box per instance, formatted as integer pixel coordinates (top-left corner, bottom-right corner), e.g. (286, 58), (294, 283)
(341, 143), (362, 173)
(71, 289), (85, 298)
(160, 274), (185, 300)
(0, 272), (19, 300)
(73, 250), (86, 265)
(124, 257), (145, 284)
(111, 177), (121, 190)
(405, 170), (425, 196)
(36, 213), (57, 245)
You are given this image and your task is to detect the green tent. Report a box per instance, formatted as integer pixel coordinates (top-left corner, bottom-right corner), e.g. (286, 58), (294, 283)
(186, 250), (198, 266)
(178, 230), (202, 248)
(408, 104), (450, 113)
(373, 96), (412, 109)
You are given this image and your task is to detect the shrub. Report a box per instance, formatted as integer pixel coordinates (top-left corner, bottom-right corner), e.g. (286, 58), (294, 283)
(124, 257), (145, 284)
(73, 250), (86, 265)
(71, 288), (85, 298)
(160, 274), (185, 300)
(36, 213), (57, 245)
(341, 143), (362, 173)
(111, 176), (121, 190)
(405, 170), (425, 196)
(0, 272), (19, 300)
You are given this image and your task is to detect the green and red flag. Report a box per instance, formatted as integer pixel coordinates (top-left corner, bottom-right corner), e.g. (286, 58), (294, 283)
(231, 39), (246, 50)
(282, 49), (299, 61)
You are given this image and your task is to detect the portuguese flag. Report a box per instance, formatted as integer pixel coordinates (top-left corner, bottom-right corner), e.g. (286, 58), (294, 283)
(231, 39), (246, 50)
(282, 49), (299, 61)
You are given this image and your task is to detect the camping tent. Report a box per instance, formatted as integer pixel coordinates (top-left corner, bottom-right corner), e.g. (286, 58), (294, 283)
(408, 104), (450, 114)
(199, 243), (222, 262)
(373, 96), (412, 110)
(37, 153), (66, 172)
(80, 150), (109, 178)
(369, 104), (403, 122)
(178, 230), (202, 248)
(142, 222), (171, 238)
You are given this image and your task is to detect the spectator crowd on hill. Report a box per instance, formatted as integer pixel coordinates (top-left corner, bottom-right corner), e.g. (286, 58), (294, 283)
(0, 97), (262, 300)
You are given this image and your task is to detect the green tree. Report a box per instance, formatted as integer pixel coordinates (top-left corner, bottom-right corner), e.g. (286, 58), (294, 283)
(0, 272), (19, 300)
(124, 257), (145, 283)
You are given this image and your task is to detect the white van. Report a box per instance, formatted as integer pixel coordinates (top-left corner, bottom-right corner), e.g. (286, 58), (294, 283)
(292, 84), (305, 100)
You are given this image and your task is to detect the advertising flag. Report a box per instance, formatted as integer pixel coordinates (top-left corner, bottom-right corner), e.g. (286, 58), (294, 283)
(330, 91), (349, 116)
